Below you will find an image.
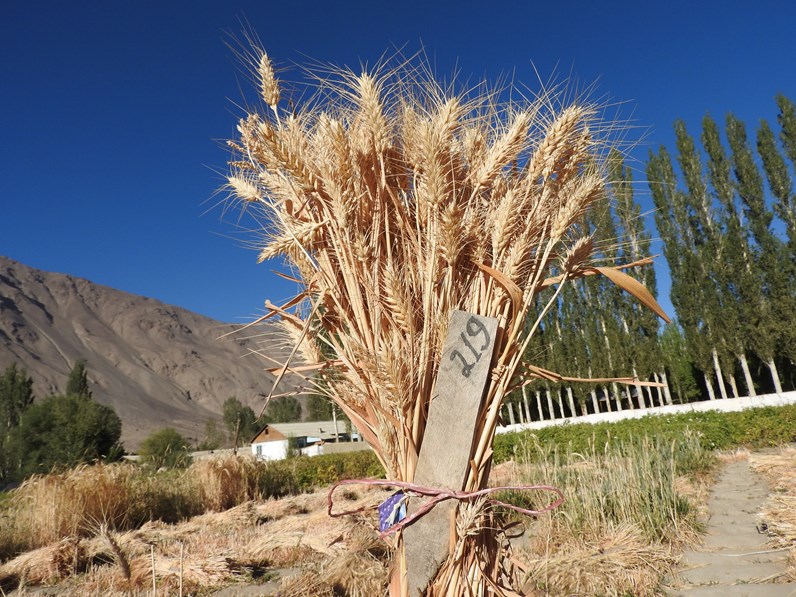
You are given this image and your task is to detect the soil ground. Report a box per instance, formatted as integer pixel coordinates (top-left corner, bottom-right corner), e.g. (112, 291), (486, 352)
(665, 458), (796, 597)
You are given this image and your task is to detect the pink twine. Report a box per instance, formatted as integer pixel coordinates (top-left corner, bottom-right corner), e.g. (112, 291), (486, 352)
(328, 478), (565, 540)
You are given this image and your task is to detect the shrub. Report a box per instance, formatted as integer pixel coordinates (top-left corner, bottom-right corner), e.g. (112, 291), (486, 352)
(259, 450), (385, 498)
(138, 428), (192, 469)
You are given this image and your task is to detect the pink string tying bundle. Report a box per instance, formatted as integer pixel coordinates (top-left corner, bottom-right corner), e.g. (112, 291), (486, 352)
(328, 478), (565, 540)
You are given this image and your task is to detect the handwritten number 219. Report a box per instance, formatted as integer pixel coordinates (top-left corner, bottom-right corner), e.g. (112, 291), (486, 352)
(449, 317), (491, 378)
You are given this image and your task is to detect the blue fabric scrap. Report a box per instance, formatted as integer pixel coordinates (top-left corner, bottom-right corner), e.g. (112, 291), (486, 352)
(378, 490), (408, 532)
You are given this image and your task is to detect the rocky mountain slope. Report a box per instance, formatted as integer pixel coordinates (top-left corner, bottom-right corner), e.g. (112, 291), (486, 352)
(0, 256), (303, 449)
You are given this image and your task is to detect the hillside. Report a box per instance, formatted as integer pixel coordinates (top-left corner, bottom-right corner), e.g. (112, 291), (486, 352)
(0, 256), (302, 449)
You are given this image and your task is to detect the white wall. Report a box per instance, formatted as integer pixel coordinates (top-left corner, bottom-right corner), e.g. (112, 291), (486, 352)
(301, 444), (324, 457)
(251, 439), (289, 461)
(496, 390), (796, 435)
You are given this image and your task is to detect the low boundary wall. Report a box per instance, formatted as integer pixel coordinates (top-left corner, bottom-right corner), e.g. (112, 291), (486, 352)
(496, 390), (796, 435)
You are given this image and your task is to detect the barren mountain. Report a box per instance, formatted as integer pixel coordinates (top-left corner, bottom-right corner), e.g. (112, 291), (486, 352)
(0, 256), (303, 450)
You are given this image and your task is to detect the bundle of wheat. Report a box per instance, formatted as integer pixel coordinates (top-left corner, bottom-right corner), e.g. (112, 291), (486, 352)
(227, 48), (665, 595)
(0, 537), (87, 587)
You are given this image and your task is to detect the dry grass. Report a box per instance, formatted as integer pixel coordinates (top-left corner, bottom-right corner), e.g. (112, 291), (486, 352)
(519, 525), (678, 597)
(0, 487), (390, 596)
(191, 453), (263, 511)
(9, 463), (143, 547)
(716, 446), (751, 464)
(749, 445), (796, 579)
(227, 47), (664, 594)
(2, 461), (213, 560)
(0, 437), (715, 596)
(1, 452), (361, 561)
(501, 434), (711, 596)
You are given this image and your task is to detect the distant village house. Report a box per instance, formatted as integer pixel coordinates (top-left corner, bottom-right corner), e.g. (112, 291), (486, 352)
(249, 419), (362, 461)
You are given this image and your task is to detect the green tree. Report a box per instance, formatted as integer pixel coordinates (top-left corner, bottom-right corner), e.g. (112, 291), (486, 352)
(0, 363), (34, 483)
(756, 117), (796, 365)
(675, 120), (732, 399)
(306, 394), (333, 421)
(648, 119), (759, 401)
(16, 393), (123, 477)
(608, 149), (668, 406)
(700, 114), (759, 397)
(222, 397), (259, 444)
(197, 419), (225, 451)
(776, 94), (796, 169)
(263, 396), (302, 423)
(727, 114), (792, 392)
(0, 363), (34, 429)
(660, 323), (700, 403)
(757, 119), (796, 248)
(138, 427), (191, 469)
(584, 197), (628, 410)
(65, 359), (92, 398)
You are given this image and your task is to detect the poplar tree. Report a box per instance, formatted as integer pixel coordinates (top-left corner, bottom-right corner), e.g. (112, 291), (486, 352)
(0, 364), (34, 482)
(659, 322), (699, 403)
(758, 119), (796, 249)
(588, 198), (631, 409)
(755, 119), (796, 364)
(770, 96), (796, 365)
(726, 114), (790, 392)
(701, 115), (757, 396)
(647, 146), (717, 399)
(608, 150), (668, 405)
(0, 363), (34, 428)
(674, 121), (732, 398)
(65, 359), (92, 398)
(776, 94), (796, 168)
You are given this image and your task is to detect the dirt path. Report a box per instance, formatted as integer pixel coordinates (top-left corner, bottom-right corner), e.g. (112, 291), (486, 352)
(666, 459), (796, 596)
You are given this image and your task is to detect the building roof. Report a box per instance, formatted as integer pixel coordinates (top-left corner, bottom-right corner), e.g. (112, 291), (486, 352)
(250, 425), (288, 444)
(250, 419), (348, 444)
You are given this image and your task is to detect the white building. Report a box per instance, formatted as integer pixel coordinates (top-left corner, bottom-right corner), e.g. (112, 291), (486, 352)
(249, 425), (289, 461)
(250, 419), (361, 460)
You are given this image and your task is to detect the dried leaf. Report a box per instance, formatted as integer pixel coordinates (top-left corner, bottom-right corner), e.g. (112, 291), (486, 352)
(521, 363), (665, 387)
(475, 262), (523, 318)
(593, 266), (670, 323)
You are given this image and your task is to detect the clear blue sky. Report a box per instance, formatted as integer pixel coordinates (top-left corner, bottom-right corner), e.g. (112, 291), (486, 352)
(2, 1), (795, 323)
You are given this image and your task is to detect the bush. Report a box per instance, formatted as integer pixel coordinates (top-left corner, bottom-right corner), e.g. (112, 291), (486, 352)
(138, 428), (192, 469)
(258, 450), (385, 498)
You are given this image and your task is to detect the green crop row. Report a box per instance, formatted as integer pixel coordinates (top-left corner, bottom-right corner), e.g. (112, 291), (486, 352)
(493, 404), (796, 463)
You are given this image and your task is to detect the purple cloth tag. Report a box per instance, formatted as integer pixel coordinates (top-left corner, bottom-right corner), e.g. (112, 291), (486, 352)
(378, 491), (407, 532)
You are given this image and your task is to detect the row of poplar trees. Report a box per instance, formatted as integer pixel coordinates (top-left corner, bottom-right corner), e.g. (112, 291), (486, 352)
(514, 95), (796, 420)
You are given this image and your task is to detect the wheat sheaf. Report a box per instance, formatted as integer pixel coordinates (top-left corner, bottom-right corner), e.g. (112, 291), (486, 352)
(227, 48), (666, 596)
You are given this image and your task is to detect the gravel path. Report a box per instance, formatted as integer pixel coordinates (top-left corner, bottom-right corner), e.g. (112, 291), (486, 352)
(666, 459), (796, 596)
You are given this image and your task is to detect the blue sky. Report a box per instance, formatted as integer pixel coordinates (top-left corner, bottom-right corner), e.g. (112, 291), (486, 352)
(2, 1), (795, 323)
